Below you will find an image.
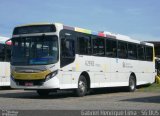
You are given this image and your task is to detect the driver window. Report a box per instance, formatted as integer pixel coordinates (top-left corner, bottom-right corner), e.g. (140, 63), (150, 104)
(61, 38), (75, 67)
(61, 39), (75, 58)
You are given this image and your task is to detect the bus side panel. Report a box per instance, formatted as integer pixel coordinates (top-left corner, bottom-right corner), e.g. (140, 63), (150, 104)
(136, 61), (155, 85)
(5, 62), (10, 86)
(117, 59), (136, 86)
(140, 61), (155, 85)
(59, 55), (85, 89)
(109, 58), (119, 86)
(74, 55), (95, 87)
(59, 63), (79, 89)
(0, 62), (10, 86)
(92, 56), (110, 88)
(0, 62), (5, 86)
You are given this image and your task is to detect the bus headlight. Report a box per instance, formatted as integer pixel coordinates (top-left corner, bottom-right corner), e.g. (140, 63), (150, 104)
(45, 70), (58, 81)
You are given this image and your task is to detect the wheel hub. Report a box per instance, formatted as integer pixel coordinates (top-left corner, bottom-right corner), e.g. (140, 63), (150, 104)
(79, 81), (86, 93)
(130, 79), (135, 90)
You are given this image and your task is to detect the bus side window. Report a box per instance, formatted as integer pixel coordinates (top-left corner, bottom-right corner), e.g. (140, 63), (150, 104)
(106, 39), (117, 57)
(128, 43), (137, 60)
(78, 35), (91, 55)
(145, 46), (153, 61)
(137, 45), (145, 60)
(118, 41), (128, 59)
(92, 37), (105, 56)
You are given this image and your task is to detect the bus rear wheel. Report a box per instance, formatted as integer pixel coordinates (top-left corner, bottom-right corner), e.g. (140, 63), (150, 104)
(75, 75), (88, 97)
(128, 75), (136, 92)
(37, 89), (50, 97)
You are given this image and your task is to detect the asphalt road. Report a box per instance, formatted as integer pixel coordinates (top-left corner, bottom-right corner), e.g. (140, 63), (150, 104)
(0, 88), (160, 110)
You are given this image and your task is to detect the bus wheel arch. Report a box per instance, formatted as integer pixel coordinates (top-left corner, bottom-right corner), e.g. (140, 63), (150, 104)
(128, 72), (137, 92)
(80, 71), (90, 91)
(75, 71), (90, 97)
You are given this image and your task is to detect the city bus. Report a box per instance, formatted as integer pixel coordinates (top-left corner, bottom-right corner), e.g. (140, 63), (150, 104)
(0, 36), (11, 87)
(10, 23), (155, 96)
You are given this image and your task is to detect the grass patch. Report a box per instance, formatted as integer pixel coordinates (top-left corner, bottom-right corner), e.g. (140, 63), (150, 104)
(137, 83), (160, 92)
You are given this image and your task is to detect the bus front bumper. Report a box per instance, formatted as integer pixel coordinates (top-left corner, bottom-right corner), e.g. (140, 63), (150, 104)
(10, 76), (60, 89)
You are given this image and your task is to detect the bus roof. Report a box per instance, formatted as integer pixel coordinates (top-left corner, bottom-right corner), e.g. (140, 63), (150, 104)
(14, 23), (154, 47)
(61, 23), (154, 46)
(16, 23), (52, 27)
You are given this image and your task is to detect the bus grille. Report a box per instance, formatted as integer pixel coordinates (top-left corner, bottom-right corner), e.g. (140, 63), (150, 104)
(14, 79), (45, 86)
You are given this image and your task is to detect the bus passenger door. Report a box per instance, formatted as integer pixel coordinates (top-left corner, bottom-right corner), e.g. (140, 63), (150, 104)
(59, 30), (76, 88)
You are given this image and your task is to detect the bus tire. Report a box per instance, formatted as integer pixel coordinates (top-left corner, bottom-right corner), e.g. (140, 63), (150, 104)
(37, 89), (50, 97)
(128, 75), (136, 92)
(75, 75), (88, 97)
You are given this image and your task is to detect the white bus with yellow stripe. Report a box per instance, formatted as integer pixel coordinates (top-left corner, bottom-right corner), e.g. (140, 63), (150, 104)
(11, 23), (155, 96)
(0, 36), (11, 87)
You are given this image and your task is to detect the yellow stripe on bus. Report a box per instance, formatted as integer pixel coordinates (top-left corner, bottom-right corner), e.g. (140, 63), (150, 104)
(12, 70), (51, 80)
(75, 27), (91, 34)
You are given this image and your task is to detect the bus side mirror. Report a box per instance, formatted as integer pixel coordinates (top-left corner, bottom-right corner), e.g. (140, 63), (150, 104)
(5, 38), (12, 45)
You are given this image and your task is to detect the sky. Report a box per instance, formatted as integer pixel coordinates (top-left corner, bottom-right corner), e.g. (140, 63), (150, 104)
(0, 0), (160, 41)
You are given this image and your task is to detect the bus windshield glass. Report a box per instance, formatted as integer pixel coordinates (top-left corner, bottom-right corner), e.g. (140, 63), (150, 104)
(11, 35), (58, 65)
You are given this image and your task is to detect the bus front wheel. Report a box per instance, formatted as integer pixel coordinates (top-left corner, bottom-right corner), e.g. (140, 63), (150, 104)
(75, 75), (88, 97)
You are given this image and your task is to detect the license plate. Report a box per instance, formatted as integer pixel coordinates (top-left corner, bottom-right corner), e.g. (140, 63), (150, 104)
(25, 82), (33, 86)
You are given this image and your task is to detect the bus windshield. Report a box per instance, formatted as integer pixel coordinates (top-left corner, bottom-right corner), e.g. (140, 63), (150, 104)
(11, 35), (58, 65)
